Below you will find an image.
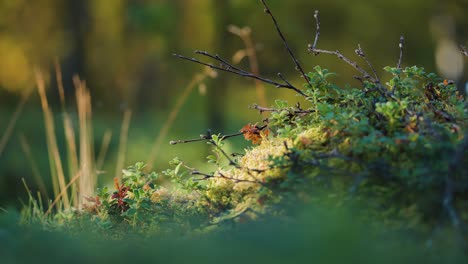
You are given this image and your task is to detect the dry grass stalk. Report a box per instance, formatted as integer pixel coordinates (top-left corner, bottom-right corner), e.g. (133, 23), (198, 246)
(55, 62), (80, 207)
(44, 171), (82, 217)
(96, 129), (112, 171)
(36, 70), (70, 209)
(0, 87), (33, 157)
(74, 75), (96, 208)
(115, 109), (132, 178)
(228, 25), (267, 107)
(146, 68), (215, 169)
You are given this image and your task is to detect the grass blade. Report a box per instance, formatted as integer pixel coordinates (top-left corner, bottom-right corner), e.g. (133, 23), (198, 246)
(0, 87), (33, 157)
(115, 110), (132, 178)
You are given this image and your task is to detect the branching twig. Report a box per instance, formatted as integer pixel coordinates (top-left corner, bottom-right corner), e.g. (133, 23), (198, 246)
(307, 10), (411, 109)
(355, 44), (380, 83)
(260, 0), (312, 87)
(250, 104), (314, 115)
(309, 47), (376, 82)
(308, 10), (377, 84)
(169, 130), (243, 145)
(208, 138), (240, 168)
(191, 170), (262, 185)
(174, 53), (307, 97)
(311, 10), (320, 50)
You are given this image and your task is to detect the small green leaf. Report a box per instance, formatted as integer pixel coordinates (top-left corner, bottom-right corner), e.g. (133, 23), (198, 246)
(174, 162), (182, 175)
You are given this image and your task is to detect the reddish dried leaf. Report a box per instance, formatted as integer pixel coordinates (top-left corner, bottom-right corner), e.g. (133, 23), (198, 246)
(240, 123), (268, 145)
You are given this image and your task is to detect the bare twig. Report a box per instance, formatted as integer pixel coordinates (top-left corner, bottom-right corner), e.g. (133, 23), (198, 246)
(170, 130), (244, 145)
(355, 44), (380, 83)
(309, 47), (376, 82)
(191, 170), (262, 185)
(260, 0), (312, 87)
(174, 52), (307, 97)
(250, 104), (314, 115)
(311, 10), (320, 51)
(397, 36), (405, 68)
(208, 138), (240, 167)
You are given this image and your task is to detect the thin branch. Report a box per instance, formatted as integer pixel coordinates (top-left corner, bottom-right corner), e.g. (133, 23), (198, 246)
(170, 130), (244, 145)
(397, 36), (405, 68)
(250, 104), (314, 115)
(309, 48), (376, 82)
(277, 72), (297, 89)
(196, 50), (247, 74)
(197, 50), (306, 96)
(191, 170), (262, 185)
(355, 44), (380, 83)
(307, 10), (409, 106)
(174, 53), (307, 97)
(260, 0), (312, 87)
(311, 10), (320, 50)
(208, 138), (239, 168)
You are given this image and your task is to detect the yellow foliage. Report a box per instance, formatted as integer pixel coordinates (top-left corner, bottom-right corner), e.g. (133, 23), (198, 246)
(0, 38), (32, 92)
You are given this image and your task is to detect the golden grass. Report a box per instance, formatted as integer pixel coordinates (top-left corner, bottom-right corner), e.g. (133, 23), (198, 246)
(55, 62), (80, 207)
(36, 70), (70, 210)
(12, 47), (241, 215)
(20, 65), (113, 213)
(73, 75), (96, 209)
(44, 171), (82, 217)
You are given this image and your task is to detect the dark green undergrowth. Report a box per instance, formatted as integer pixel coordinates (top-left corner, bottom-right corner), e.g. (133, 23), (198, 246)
(2, 205), (466, 264)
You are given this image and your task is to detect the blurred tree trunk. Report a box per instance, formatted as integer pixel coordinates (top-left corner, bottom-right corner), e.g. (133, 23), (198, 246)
(87, 0), (127, 108)
(63, 0), (88, 89)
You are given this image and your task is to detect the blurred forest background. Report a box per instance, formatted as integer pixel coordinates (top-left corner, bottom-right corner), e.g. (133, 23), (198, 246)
(0, 0), (467, 208)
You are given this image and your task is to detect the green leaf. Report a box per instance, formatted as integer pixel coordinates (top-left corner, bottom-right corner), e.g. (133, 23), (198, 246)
(174, 162), (182, 175)
(275, 99), (288, 108)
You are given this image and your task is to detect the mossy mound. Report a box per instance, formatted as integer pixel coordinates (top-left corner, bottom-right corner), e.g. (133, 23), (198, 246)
(32, 65), (465, 242)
